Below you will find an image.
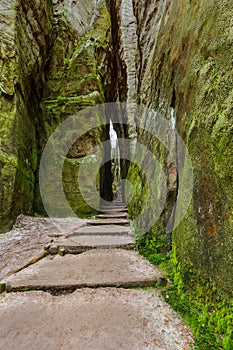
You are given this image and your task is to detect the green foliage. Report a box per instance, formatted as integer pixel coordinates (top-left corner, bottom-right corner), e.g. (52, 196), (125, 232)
(136, 233), (171, 266)
(137, 233), (233, 349)
(128, 163), (148, 221)
(163, 271), (233, 349)
(0, 283), (5, 293)
(146, 252), (233, 349)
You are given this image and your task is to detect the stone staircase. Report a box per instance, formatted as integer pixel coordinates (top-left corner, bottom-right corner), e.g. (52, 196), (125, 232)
(0, 202), (194, 349)
(2, 202), (164, 293)
(45, 201), (135, 254)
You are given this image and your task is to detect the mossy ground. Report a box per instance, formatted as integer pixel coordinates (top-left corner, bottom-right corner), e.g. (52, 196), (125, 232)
(137, 234), (233, 350)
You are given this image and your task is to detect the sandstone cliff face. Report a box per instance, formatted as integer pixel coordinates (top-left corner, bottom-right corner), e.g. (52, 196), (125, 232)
(0, 0), (111, 229)
(0, 0), (17, 232)
(125, 0), (233, 298)
(152, 0), (233, 297)
(35, 0), (111, 215)
(0, 0), (53, 231)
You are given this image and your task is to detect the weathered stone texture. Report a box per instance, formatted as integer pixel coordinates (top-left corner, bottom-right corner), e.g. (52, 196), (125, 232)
(127, 0), (233, 296)
(0, 0), (53, 232)
(36, 0), (111, 216)
(0, 0), (111, 230)
(0, 1), (17, 232)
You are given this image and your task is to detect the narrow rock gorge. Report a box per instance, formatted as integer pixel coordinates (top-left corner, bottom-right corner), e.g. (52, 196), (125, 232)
(0, 0), (233, 347)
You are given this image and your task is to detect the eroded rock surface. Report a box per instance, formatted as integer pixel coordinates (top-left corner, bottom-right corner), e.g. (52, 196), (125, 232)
(0, 215), (86, 279)
(0, 0), (111, 232)
(127, 0), (233, 297)
(0, 0), (53, 232)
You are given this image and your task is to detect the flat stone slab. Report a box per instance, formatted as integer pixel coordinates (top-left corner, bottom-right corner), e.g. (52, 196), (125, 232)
(111, 202), (126, 206)
(100, 205), (127, 209)
(102, 203), (126, 208)
(96, 212), (128, 219)
(4, 249), (163, 291)
(70, 224), (134, 236)
(59, 235), (135, 247)
(0, 289), (194, 349)
(87, 218), (130, 226)
(0, 216), (87, 280)
(100, 207), (128, 213)
(48, 235), (135, 254)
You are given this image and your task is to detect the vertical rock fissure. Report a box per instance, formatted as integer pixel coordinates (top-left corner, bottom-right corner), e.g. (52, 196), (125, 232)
(110, 119), (121, 199)
(104, 0), (140, 203)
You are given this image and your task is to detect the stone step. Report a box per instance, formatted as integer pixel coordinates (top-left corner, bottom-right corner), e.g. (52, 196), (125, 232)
(3, 249), (163, 292)
(100, 205), (127, 210)
(99, 207), (128, 213)
(48, 235), (135, 255)
(87, 218), (130, 226)
(70, 225), (133, 237)
(96, 212), (128, 219)
(107, 202), (126, 206)
(0, 288), (194, 350)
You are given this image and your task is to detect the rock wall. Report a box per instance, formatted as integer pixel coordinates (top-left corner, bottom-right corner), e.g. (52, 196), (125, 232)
(0, 0), (53, 232)
(35, 0), (111, 215)
(121, 0), (233, 298)
(0, 0), (111, 232)
(155, 0), (233, 297)
(0, 0), (17, 232)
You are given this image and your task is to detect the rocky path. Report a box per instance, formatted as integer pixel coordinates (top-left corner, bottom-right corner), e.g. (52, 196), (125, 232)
(0, 204), (194, 349)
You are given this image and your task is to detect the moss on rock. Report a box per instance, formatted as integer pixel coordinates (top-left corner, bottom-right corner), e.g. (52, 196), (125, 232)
(131, 0), (233, 295)
(33, 1), (111, 216)
(0, 0), (54, 233)
(129, 1), (233, 346)
(62, 156), (99, 217)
